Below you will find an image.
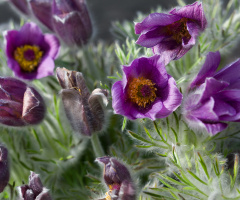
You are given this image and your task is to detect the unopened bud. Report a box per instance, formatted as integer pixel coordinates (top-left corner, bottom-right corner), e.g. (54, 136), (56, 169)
(56, 67), (108, 136)
(0, 145), (9, 193)
(0, 77), (45, 126)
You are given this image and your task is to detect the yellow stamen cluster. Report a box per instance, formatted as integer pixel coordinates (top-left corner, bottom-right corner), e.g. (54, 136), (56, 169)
(14, 45), (43, 72)
(128, 77), (157, 108)
(166, 18), (191, 44)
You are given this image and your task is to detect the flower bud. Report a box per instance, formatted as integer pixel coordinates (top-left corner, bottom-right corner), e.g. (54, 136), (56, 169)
(0, 145), (9, 193)
(52, 0), (93, 46)
(9, 0), (31, 15)
(18, 171), (52, 200)
(29, 0), (54, 31)
(0, 77), (45, 126)
(96, 156), (136, 200)
(56, 67), (108, 136)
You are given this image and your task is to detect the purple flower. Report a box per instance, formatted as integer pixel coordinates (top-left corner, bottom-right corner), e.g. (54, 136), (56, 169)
(0, 145), (9, 193)
(9, 0), (31, 15)
(18, 171), (52, 200)
(52, 0), (93, 46)
(96, 156), (136, 200)
(56, 67), (108, 136)
(135, 2), (207, 64)
(112, 55), (182, 120)
(4, 22), (60, 80)
(183, 51), (240, 135)
(0, 77), (45, 126)
(29, 0), (54, 31)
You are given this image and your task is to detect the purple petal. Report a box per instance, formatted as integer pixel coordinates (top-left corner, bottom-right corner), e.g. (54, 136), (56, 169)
(203, 122), (228, 135)
(35, 188), (52, 200)
(135, 13), (182, 34)
(169, 2), (207, 30)
(4, 30), (19, 59)
(29, 172), (43, 196)
(34, 57), (55, 79)
(43, 34), (60, 59)
(213, 98), (236, 118)
(10, 0), (30, 15)
(190, 52), (221, 89)
(214, 58), (240, 84)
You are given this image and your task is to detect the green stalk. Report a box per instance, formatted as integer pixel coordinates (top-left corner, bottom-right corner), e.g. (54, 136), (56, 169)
(91, 133), (105, 158)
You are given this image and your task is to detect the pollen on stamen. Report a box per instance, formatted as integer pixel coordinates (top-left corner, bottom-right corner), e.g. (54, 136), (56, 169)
(14, 45), (43, 72)
(128, 77), (157, 108)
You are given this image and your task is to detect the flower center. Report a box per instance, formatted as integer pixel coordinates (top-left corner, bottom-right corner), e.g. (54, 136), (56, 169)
(166, 18), (191, 43)
(14, 45), (43, 72)
(128, 77), (157, 108)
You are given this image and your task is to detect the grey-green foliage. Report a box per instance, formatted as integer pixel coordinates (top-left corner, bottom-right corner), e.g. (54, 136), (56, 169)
(112, 0), (240, 199)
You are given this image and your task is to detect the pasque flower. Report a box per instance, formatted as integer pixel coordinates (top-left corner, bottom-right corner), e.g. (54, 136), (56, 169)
(0, 145), (9, 193)
(9, 0), (31, 15)
(56, 67), (108, 136)
(4, 22), (60, 80)
(18, 171), (52, 200)
(112, 55), (182, 120)
(96, 156), (136, 200)
(183, 51), (240, 135)
(135, 2), (207, 63)
(52, 0), (93, 46)
(0, 77), (45, 126)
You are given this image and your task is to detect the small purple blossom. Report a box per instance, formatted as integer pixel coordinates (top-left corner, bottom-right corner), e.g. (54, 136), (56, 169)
(0, 77), (45, 126)
(4, 22), (60, 80)
(0, 145), (9, 193)
(96, 156), (136, 200)
(18, 171), (52, 200)
(183, 51), (240, 135)
(135, 2), (207, 64)
(112, 55), (182, 120)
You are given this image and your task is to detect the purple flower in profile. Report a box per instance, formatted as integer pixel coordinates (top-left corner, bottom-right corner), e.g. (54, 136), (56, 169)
(96, 156), (136, 200)
(52, 0), (93, 46)
(0, 145), (9, 193)
(183, 51), (240, 135)
(135, 2), (207, 64)
(0, 77), (45, 126)
(18, 171), (52, 200)
(112, 55), (182, 120)
(4, 22), (60, 80)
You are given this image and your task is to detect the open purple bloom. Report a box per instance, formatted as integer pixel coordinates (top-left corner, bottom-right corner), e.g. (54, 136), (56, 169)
(0, 145), (9, 193)
(0, 77), (45, 126)
(4, 22), (60, 80)
(112, 55), (182, 120)
(96, 156), (136, 200)
(135, 2), (207, 64)
(18, 171), (52, 200)
(52, 0), (92, 47)
(183, 51), (240, 135)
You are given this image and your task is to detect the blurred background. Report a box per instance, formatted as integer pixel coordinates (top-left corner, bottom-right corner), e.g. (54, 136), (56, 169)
(0, 0), (195, 42)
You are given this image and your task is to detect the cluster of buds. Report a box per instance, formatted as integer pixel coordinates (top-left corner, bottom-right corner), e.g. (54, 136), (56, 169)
(9, 0), (93, 47)
(0, 77), (45, 126)
(18, 171), (52, 200)
(56, 67), (108, 136)
(96, 156), (136, 200)
(0, 145), (9, 193)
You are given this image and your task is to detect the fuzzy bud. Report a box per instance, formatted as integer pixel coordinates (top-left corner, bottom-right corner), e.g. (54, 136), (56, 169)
(0, 145), (9, 193)
(96, 156), (136, 200)
(56, 67), (108, 136)
(0, 77), (45, 126)
(18, 171), (52, 200)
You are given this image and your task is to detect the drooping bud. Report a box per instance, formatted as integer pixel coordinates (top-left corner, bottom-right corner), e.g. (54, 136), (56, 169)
(18, 171), (52, 200)
(96, 156), (136, 200)
(0, 145), (9, 193)
(9, 0), (31, 15)
(56, 67), (108, 136)
(52, 0), (93, 46)
(0, 77), (45, 126)
(29, 0), (55, 31)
